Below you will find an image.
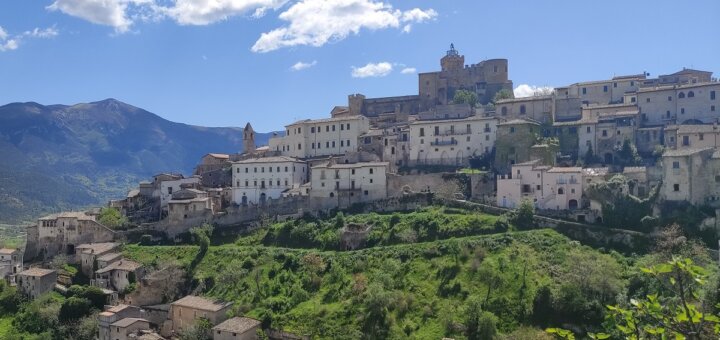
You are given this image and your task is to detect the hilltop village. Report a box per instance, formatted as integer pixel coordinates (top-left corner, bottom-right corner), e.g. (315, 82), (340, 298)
(4, 45), (720, 339)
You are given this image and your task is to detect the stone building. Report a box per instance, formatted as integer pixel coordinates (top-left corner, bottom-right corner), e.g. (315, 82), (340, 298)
(495, 95), (553, 123)
(94, 259), (144, 293)
(664, 124), (720, 150)
(168, 296), (233, 334)
(17, 268), (57, 299)
(0, 248), (22, 283)
(269, 115), (370, 159)
(309, 161), (388, 207)
(110, 318), (152, 340)
(243, 123), (256, 155)
(159, 176), (201, 214)
(407, 106), (497, 167)
(167, 189), (214, 224)
(76, 242), (119, 277)
(212, 317), (261, 340)
(231, 156), (307, 206)
(637, 82), (719, 126)
(660, 147), (716, 205)
(27, 212), (116, 262)
(496, 161), (583, 211)
(194, 153), (232, 188)
(494, 119), (543, 172)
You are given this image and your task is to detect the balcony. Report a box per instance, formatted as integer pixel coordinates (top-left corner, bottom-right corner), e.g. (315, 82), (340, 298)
(431, 139), (458, 146)
(435, 129), (470, 137)
(557, 178), (578, 185)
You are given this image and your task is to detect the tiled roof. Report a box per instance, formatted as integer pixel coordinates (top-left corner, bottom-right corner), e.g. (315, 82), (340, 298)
(95, 259), (142, 274)
(110, 317), (149, 328)
(19, 268), (55, 277)
(97, 252), (122, 263)
(0, 248), (19, 255)
(233, 156), (303, 164)
(547, 167), (583, 173)
(212, 316), (262, 333)
(171, 295), (233, 312)
(76, 242), (118, 255)
(39, 211), (94, 221)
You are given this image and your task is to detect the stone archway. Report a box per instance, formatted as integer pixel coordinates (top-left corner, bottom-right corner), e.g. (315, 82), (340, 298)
(456, 150), (464, 166)
(440, 150), (449, 165)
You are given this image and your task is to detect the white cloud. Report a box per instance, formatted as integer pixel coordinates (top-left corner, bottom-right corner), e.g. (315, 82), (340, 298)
(351, 61), (392, 78)
(514, 84), (554, 98)
(0, 25), (58, 52)
(160, 0), (289, 25)
(400, 67), (415, 74)
(290, 60), (317, 71)
(47, 0), (151, 33)
(23, 27), (60, 38)
(251, 0), (437, 53)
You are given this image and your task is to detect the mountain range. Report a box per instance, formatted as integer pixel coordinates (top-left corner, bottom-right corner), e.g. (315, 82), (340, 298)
(0, 98), (272, 224)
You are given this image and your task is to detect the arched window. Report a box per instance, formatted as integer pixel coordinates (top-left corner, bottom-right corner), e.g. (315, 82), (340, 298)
(501, 106), (508, 115)
(330, 192), (335, 198)
(688, 91), (695, 98)
(520, 105), (526, 114)
(678, 92), (685, 98)
(558, 188), (564, 195)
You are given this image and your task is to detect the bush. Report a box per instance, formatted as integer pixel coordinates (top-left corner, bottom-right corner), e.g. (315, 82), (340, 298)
(59, 297), (92, 322)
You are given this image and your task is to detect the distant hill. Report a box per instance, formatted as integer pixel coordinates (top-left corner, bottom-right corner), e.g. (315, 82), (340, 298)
(0, 98), (273, 224)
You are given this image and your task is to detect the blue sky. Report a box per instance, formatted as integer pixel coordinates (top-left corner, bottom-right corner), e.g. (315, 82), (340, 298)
(0, 0), (719, 132)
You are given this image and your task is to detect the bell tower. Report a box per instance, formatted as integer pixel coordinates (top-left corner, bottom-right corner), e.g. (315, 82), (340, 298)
(242, 122), (256, 154)
(441, 43), (464, 72)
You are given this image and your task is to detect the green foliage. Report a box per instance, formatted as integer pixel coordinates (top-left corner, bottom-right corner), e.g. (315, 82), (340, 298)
(453, 89), (479, 108)
(178, 317), (213, 340)
(616, 139), (642, 166)
(586, 175), (658, 230)
(493, 89), (513, 103)
(59, 297), (92, 322)
(509, 199), (534, 230)
(0, 281), (22, 315)
(67, 285), (106, 310)
(97, 207), (128, 229)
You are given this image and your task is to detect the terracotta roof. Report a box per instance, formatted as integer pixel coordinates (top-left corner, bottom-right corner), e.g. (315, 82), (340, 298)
(233, 156), (303, 164)
(212, 317), (261, 334)
(96, 259), (142, 274)
(76, 243), (118, 255)
(107, 304), (133, 313)
(97, 252), (122, 263)
(110, 318), (149, 328)
(171, 296), (232, 312)
(0, 248), (19, 255)
(19, 268), (56, 277)
(547, 167), (583, 173)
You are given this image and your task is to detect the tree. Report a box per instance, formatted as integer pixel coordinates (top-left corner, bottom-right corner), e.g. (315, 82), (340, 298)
(510, 199), (535, 230)
(465, 296), (499, 340)
(362, 283), (393, 339)
(493, 89), (513, 103)
(59, 297), (92, 322)
(453, 90), (479, 108)
(616, 139), (641, 166)
(178, 317), (213, 340)
(584, 144), (597, 165)
(97, 207), (128, 229)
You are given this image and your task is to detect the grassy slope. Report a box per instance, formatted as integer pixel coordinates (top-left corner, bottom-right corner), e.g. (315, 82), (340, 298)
(124, 207), (630, 339)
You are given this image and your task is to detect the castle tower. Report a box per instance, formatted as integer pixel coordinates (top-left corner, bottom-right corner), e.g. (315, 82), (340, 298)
(440, 43), (464, 72)
(242, 122), (256, 154)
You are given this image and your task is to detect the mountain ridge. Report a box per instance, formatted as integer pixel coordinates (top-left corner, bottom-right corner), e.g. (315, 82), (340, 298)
(0, 98), (273, 224)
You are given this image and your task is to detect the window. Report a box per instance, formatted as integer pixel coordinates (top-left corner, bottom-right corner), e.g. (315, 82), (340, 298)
(420, 139), (424, 144)
(520, 105), (526, 114)
(679, 92), (685, 98)
(332, 141), (336, 147)
(646, 98), (650, 103)
(485, 135), (489, 141)
(297, 127), (301, 133)
(501, 107), (508, 115)
(673, 184), (680, 192)
(688, 91), (695, 98)
(466, 124), (471, 134)
(434, 126), (440, 135)
(558, 188), (564, 195)
(602, 130), (608, 137)
(613, 82), (617, 88)
(326, 142), (330, 148)
(668, 96), (673, 101)
(311, 127), (315, 133)
(332, 125), (336, 131)
(673, 161), (680, 169)
(346, 123), (350, 130)
(603, 85), (608, 92)
(631, 97), (636, 103)
(311, 142), (315, 149)
(712, 105), (716, 112)
(168, 187), (172, 195)
(419, 128), (425, 137)
(340, 124), (344, 131)
(326, 126), (329, 132)
(700, 133), (705, 141)
(582, 87), (587, 95)
(340, 140), (344, 147)
(261, 167), (265, 173)
(510, 127), (515, 133)
(586, 126), (591, 133)
(681, 108), (685, 114)
(712, 91), (716, 100)
(369, 168), (374, 174)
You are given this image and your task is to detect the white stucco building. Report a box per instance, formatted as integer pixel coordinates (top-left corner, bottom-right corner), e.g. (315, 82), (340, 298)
(269, 115), (370, 159)
(407, 114), (497, 166)
(231, 156), (307, 205)
(309, 162), (388, 204)
(638, 82), (719, 125)
(496, 161), (583, 211)
(159, 176), (201, 212)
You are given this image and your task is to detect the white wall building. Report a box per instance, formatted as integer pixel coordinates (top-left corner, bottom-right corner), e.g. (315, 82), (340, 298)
(159, 176), (201, 212)
(408, 115), (497, 166)
(309, 162), (388, 204)
(638, 82), (720, 125)
(231, 156), (307, 205)
(269, 115), (370, 159)
(496, 161), (583, 211)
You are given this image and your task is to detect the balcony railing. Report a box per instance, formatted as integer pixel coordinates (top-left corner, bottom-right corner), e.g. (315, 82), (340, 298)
(557, 178), (578, 184)
(431, 140), (458, 146)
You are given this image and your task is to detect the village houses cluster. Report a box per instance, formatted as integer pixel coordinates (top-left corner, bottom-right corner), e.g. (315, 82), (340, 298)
(5, 44), (720, 339)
